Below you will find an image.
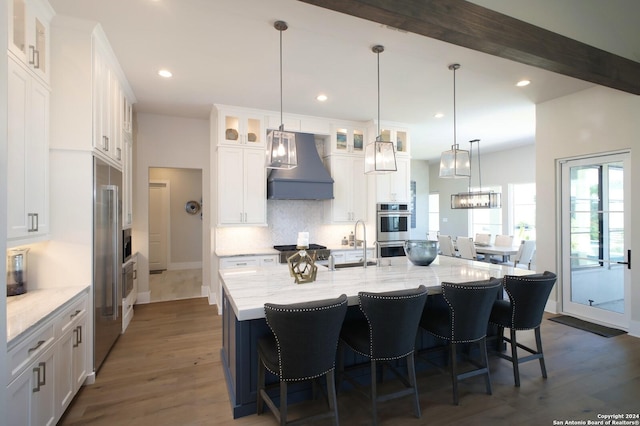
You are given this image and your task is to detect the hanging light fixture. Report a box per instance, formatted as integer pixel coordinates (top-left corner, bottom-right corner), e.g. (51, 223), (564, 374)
(364, 45), (397, 174)
(439, 64), (470, 178)
(451, 139), (502, 209)
(266, 20), (297, 170)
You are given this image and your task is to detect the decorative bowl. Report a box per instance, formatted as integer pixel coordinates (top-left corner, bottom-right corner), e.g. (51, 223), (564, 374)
(404, 240), (438, 266)
(225, 128), (239, 140)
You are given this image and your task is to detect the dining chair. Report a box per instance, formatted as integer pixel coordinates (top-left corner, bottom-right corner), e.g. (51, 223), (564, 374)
(257, 294), (348, 426)
(456, 237), (478, 261)
(339, 286), (428, 425)
(512, 240), (536, 269)
(489, 272), (557, 386)
(420, 278), (502, 405)
(438, 235), (456, 257)
(494, 235), (514, 247)
(475, 233), (492, 246)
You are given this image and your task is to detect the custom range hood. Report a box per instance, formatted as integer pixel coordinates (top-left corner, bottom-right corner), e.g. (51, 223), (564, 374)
(267, 132), (334, 200)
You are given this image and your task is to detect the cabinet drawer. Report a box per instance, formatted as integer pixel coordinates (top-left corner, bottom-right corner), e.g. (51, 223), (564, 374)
(7, 322), (55, 383)
(220, 257), (260, 269)
(55, 294), (88, 336)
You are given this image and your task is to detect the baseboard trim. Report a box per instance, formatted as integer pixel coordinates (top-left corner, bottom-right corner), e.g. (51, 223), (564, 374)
(137, 291), (151, 304)
(629, 319), (640, 338)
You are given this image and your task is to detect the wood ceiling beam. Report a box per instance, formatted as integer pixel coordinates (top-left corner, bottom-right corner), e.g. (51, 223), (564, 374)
(297, 0), (640, 95)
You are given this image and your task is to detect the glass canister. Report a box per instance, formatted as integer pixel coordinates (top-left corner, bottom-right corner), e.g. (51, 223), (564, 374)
(7, 247), (30, 297)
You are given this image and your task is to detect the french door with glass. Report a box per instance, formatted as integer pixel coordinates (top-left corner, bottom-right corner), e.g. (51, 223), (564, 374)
(560, 152), (630, 329)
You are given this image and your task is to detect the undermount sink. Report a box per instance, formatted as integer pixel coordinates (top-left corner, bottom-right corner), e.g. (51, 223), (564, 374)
(324, 261), (377, 269)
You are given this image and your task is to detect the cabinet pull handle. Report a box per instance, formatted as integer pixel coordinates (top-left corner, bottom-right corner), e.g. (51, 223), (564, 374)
(78, 325), (83, 344)
(39, 362), (46, 387)
(32, 366), (41, 392)
(103, 136), (109, 151)
(73, 327), (79, 348)
(71, 309), (81, 319)
(116, 147), (122, 160)
(28, 340), (46, 354)
(133, 269), (137, 280)
(33, 213), (38, 232)
(29, 45), (36, 65)
(34, 49), (40, 69)
(237, 262), (247, 266)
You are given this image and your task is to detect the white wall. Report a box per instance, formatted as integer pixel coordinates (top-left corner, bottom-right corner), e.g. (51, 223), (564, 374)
(134, 113), (210, 302)
(536, 85), (640, 335)
(1, 0), (9, 410)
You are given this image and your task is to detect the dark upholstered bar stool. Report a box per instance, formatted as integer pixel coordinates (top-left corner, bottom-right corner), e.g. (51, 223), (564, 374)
(489, 271), (557, 387)
(420, 278), (502, 405)
(257, 294), (348, 426)
(338, 286), (428, 426)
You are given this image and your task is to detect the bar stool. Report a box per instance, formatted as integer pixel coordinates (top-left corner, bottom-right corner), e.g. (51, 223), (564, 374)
(339, 286), (428, 426)
(419, 278), (502, 405)
(257, 294), (348, 426)
(489, 271), (557, 386)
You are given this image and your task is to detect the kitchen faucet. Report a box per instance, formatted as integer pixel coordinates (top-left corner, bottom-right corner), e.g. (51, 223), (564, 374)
(354, 219), (367, 268)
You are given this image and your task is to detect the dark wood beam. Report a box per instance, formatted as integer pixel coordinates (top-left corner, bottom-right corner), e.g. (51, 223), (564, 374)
(297, 0), (640, 95)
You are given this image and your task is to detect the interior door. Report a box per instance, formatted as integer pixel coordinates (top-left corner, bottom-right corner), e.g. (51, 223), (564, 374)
(149, 181), (169, 272)
(560, 152), (631, 329)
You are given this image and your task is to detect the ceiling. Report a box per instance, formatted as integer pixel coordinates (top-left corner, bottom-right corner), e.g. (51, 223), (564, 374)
(48, 0), (638, 160)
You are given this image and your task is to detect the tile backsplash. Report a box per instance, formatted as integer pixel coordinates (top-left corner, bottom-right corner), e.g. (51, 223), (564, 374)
(215, 200), (368, 251)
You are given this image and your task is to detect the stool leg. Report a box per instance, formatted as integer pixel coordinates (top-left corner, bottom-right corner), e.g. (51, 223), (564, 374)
(370, 360), (378, 426)
(535, 326), (548, 379)
(326, 370), (339, 426)
(450, 343), (459, 406)
(407, 353), (421, 418)
(479, 337), (492, 396)
(510, 328), (521, 387)
(279, 381), (288, 426)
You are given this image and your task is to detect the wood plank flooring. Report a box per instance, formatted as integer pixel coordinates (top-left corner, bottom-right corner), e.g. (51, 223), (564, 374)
(59, 298), (640, 426)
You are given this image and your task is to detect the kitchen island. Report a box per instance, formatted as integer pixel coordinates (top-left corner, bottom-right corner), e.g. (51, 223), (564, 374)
(220, 256), (534, 418)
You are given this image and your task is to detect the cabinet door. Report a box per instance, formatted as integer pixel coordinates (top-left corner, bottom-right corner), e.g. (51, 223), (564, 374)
(72, 316), (88, 392)
(56, 314), (87, 416)
(243, 149), (267, 224)
(7, 58), (49, 241)
(220, 112), (265, 146)
(327, 155), (366, 223)
(8, 346), (56, 426)
(376, 157), (410, 202)
(217, 147), (245, 224)
(8, 0), (52, 84)
(122, 134), (133, 227)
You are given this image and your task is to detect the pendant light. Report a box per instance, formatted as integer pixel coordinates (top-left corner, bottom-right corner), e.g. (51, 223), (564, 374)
(266, 20), (297, 170)
(364, 45), (397, 174)
(451, 139), (502, 209)
(439, 64), (470, 178)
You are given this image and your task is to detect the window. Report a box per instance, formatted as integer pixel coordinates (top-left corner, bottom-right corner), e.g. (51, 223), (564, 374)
(427, 193), (439, 240)
(511, 183), (536, 241)
(468, 186), (502, 238)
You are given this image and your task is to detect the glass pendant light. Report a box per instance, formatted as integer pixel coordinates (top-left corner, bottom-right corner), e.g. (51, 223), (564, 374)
(365, 45), (397, 174)
(450, 139), (502, 209)
(266, 20), (297, 170)
(439, 64), (470, 178)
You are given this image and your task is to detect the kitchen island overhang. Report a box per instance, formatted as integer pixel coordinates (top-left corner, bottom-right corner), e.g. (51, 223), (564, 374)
(220, 256), (535, 418)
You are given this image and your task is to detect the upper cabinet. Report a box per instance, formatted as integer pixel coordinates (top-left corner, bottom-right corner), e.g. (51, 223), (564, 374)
(8, 0), (54, 85)
(7, 57), (50, 244)
(325, 125), (366, 156)
(216, 106), (265, 147)
(324, 155), (367, 223)
(368, 121), (410, 156)
(376, 157), (410, 203)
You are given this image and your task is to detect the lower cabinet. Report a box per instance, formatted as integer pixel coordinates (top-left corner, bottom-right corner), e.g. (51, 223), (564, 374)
(6, 290), (89, 426)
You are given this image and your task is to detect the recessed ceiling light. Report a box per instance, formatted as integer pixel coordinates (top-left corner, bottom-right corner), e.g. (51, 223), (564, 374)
(158, 69), (173, 78)
(516, 79), (531, 87)
(316, 94), (328, 102)
(434, 112), (444, 118)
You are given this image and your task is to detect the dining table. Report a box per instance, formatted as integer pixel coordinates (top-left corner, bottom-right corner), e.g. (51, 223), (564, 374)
(474, 243), (520, 262)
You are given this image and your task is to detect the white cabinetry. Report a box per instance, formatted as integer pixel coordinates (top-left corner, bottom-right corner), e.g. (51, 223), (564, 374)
(330, 248), (375, 265)
(217, 147), (267, 225)
(6, 290), (89, 426)
(122, 132), (134, 228)
(376, 123), (409, 156)
(216, 106), (265, 147)
(376, 157), (410, 202)
(325, 125), (366, 155)
(93, 36), (125, 165)
(324, 155), (367, 223)
(7, 0), (54, 84)
(219, 254), (278, 269)
(7, 56), (50, 245)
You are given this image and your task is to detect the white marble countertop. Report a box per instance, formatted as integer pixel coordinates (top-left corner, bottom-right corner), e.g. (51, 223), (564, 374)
(220, 256), (534, 321)
(215, 247), (279, 257)
(6, 285), (90, 348)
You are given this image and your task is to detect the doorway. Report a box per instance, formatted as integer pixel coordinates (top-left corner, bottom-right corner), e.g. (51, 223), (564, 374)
(148, 168), (203, 303)
(560, 152), (631, 329)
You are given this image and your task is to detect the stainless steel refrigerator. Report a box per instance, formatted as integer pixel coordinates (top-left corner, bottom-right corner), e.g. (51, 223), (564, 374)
(93, 156), (123, 372)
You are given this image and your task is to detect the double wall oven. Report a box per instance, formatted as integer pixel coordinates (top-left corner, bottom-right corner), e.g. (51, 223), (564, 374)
(376, 203), (410, 258)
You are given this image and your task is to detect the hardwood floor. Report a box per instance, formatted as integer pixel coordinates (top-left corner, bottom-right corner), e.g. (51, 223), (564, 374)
(59, 298), (640, 426)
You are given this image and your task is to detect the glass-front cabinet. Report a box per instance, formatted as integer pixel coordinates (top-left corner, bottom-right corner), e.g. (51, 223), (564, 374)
(218, 107), (265, 147)
(326, 124), (366, 156)
(379, 127), (409, 155)
(8, 0), (54, 84)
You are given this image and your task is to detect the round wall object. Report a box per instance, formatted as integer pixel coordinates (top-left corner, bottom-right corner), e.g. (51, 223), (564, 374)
(185, 200), (201, 215)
